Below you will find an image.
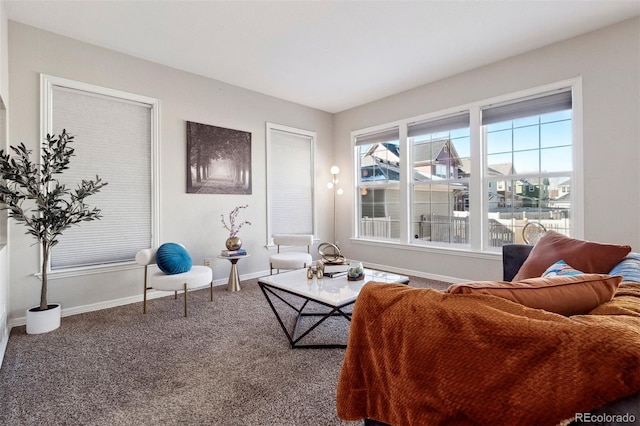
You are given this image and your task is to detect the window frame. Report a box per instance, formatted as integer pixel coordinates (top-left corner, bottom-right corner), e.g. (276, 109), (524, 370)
(350, 78), (583, 253)
(40, 74), (160, 278)
(408, 112), (471, 249)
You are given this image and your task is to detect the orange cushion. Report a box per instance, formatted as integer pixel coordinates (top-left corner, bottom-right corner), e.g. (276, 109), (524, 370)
(446, 274), (622, 316)
(513, 231), (631, 280)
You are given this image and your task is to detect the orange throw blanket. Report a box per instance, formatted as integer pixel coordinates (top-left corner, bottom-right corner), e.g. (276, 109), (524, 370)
(337, 282), (640, 425)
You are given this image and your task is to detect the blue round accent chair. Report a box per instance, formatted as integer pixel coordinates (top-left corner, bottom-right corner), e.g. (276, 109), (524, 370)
(136, 243), (213, 317)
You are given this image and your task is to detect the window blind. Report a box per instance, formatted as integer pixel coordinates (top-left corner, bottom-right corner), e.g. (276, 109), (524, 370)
(269, 129), (314, 235)
(408, 113), (470, 137)
(355, 128), (399, 146)
(482, 90), (572, 125)
(50, 86), (152, 269)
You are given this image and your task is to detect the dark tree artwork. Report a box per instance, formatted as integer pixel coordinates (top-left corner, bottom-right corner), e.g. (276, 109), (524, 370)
(186, 121), (252, 194)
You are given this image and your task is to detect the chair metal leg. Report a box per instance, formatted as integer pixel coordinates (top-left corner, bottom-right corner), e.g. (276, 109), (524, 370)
(210, 281), (213, 301)
(183, 283), (188, 317)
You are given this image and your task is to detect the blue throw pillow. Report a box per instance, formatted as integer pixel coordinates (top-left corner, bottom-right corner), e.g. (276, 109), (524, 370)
(156, 243), (192, 275)
(542, 259), (583, 277)
(609, 252), (640, 283)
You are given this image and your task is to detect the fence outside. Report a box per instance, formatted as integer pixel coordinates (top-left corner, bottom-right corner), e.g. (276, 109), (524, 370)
(360, 216), (392, 238)
(360, 212), (570, 246)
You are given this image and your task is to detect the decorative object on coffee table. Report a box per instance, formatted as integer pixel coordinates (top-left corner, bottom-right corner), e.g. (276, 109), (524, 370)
(318, 242), (346, 264)
(347, 262), (364, 281)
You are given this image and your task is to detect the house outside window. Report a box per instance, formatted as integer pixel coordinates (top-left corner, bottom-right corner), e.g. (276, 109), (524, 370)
(352, 80), (579, 251)
(409, 113), (470, 245)
(356, 128), (400, 240)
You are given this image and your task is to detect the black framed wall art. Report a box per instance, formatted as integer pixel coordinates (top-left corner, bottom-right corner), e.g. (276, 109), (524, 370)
(186, 121), (252, 194)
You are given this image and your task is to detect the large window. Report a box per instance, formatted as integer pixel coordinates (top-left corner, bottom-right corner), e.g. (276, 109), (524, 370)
(41, 75), (159, 272)
(483, 91), (572, 247)
(266, 123), (316, 243)
(353, 81), (579, 251)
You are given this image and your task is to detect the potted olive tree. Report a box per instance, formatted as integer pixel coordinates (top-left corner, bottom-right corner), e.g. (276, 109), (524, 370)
(0, 130), (107, 334)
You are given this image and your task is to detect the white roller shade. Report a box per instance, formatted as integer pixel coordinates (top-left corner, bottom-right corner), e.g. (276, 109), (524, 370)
(482, 90), (572, 125)
(50, 86), (152, 269)
(355, 128), (399, 146)
(269, 128), (314, 235)
(408, 113), (470, 136)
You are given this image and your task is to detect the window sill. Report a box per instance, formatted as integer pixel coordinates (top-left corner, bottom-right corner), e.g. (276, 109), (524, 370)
(34, 261), (140, 280)
(350, 237), (501, 260)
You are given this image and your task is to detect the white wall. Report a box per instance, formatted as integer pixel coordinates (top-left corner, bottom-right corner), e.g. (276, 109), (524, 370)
(7, 21), (334, 322)
(333, 17), (640, 282)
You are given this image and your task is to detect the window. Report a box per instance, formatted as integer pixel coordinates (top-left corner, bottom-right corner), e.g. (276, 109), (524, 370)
(266, 123), (315, 243)
(356, 128), (400, 240)
(352, 80), (580, 252)
(483, 90), (572, 248)
(41, 75), (159, 272)
(409, 113), (470, 245)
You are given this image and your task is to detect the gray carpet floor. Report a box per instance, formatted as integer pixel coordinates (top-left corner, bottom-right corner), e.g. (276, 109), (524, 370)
(0, 274), (450, 426)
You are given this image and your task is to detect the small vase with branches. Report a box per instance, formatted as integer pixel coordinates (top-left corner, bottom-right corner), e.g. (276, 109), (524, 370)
(221, 205), (251, 250)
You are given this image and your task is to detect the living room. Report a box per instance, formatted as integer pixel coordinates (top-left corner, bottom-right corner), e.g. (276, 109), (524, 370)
(0, 1), (639, 424)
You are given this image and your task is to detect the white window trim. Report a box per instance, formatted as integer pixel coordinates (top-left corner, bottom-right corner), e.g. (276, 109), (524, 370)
(40, 74), (161, 278)
(350, 77), (583, 254)
(265, 122), (317, 248)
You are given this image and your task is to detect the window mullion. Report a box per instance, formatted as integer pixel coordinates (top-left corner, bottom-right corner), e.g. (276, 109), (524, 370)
(469, 106), (483, 252)
(398, 125), (410, 245)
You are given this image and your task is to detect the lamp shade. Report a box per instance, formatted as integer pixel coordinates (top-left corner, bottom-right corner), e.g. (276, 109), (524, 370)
(330, 166), (340, 175)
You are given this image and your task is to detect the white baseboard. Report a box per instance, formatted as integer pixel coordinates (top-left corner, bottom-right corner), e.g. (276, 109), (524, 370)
(7, 270), (273, 329)
(6, 266), (457, 330)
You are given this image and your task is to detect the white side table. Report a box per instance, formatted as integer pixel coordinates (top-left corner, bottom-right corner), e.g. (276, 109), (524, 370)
(218, 254), (250, 292)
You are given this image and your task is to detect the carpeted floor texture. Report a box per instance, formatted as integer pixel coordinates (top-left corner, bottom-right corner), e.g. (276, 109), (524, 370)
(0, 274), (450, 426)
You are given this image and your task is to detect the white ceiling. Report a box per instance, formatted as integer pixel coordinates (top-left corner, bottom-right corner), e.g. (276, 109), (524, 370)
(5, 0), (640, 113)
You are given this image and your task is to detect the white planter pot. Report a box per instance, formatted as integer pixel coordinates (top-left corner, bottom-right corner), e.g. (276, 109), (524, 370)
(26, 303), (61, 334)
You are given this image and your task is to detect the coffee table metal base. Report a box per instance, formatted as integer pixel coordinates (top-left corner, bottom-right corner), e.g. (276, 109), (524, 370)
(259, 282), (352, 349)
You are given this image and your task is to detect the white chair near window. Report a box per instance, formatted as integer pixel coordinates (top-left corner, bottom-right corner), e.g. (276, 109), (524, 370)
(269, 234), (314, 275)
(136, 245), (213, 317)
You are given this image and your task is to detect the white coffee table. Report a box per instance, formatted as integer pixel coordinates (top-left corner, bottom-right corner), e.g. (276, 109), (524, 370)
(258, 268), (409, 348)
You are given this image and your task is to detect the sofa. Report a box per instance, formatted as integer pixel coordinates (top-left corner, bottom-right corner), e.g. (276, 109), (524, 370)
(337, 232), (640, 425)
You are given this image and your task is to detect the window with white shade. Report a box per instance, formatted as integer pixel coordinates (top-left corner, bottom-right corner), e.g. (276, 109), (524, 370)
(41, 75), (159, 272)
(266, 123), (315, 242)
